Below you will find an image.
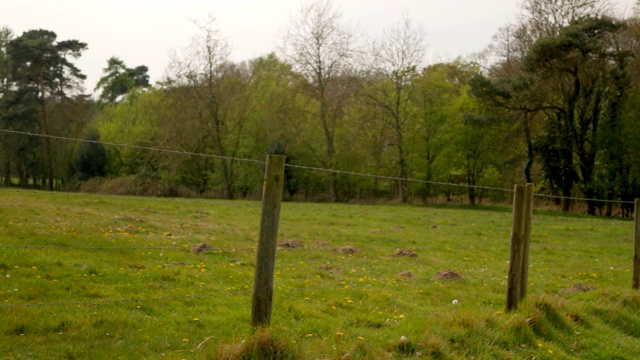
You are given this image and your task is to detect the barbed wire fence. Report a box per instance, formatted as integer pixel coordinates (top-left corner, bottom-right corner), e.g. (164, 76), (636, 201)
(0, 129), (638, 323)
(1, 127), (634, 207)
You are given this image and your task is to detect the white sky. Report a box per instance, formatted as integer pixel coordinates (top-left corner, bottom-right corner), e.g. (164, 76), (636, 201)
(2, 0), (636, 95)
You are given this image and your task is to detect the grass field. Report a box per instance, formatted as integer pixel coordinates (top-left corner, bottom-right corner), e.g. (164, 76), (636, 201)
(1, 189), (639, 359)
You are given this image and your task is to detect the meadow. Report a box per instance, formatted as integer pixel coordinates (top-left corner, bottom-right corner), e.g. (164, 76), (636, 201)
(1, 189), (639, 359)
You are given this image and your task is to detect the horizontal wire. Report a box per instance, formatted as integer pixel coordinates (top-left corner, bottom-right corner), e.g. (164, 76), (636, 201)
(0, 290), (253, 309)
(286, 163), (514, 193)
(534, 192), (634, 205)
(0, 128), (265, 165)
(1, 128), (634, 205)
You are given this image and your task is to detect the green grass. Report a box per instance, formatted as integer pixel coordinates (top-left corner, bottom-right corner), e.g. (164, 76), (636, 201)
(0, 189), (639, 359)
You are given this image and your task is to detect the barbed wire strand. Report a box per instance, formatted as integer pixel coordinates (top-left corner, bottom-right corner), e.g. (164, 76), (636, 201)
(0, 128), (265, 165)
(286, 163), (514, 193)
(534, 192), (634, 204)
(0, 128), (634, 204)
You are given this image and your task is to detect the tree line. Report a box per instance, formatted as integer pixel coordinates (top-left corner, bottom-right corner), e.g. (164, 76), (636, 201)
(1, 0), (639, 216)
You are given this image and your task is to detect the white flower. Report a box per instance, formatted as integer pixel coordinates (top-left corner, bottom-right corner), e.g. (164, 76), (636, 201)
(452, 299), (459, 305)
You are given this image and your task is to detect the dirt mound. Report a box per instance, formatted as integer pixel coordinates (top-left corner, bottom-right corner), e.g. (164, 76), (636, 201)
(277, 239), (303, 249)
(311, 241), (332, 248)
(432, 270), (463, 281)
(334, 246), (357, 255)
(398, 271), (415, 278)
(560, 283), (595, 295)
(393, 249), (417, 257)
(191, 243), (212, 254)
(319, 265), (340, 274)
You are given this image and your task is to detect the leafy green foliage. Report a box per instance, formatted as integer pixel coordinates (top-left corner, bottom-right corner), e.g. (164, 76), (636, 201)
(72, 128), (107, 180)
(95, 57), (150, 104)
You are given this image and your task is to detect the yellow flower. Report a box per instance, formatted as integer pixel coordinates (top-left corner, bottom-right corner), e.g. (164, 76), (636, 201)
(193, 318), (199, 321)
(183, 339), (190, 343)
(306, 333), (313, 337)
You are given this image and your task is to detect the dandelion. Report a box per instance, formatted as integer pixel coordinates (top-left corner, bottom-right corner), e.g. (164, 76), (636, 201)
(357, 336), (364, 340)
(183, 339), (190, 343)
(548, 349), (553, 354)
(306, 334), (313, 337)
(193, 318), (199, 321)
(398, 314), (405, 319)
(336, 332), (343, 336)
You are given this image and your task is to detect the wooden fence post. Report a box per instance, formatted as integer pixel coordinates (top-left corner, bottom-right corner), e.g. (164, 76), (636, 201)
(251, 155), (286, 327)
(519, 183), (534, 301)
(506, 185), (526, 311)
(633, 199), (640, 290)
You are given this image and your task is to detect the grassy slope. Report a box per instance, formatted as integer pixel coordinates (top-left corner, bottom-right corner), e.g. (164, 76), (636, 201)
(0, 189), (639, 359)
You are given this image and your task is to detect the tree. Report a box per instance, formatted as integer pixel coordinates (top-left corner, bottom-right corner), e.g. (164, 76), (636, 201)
(95, 56), (150, 104)
(412, 62), (468, 202)
(360, 12), (426, 202)
(72, 127), (107, 180)
(8, 29), (87, 189)
(281, 0), (358, 201)
(0, 26), (14, 185)
(524, 16), (631, 214)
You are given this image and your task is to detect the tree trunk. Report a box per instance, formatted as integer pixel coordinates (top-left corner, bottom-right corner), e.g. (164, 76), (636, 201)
(523, 116), (534, 183)
(561, 181), (572, 212)
(396, 123), (406, 203)
(18, 161), (28, 187)
(469, 186), (476, 206)
(38, 63), (54, 190)
(3, 160), (10, 186)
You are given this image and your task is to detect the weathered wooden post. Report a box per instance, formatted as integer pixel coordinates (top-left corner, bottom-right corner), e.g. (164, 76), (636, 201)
(633, 199), (640, 290)
(519, 183), (534, 301)
(251, 155), (286, 327)
(506, 185), (526, 311)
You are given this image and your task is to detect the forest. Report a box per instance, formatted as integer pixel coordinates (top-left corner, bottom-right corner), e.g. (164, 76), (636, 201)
(1, 0), (639, 216)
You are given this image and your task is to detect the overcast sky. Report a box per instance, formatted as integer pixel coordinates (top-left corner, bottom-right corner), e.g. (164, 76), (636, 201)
(2, 0), (636, 95)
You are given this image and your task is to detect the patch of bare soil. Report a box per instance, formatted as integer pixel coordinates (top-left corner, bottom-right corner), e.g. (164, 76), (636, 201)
(277, 239), (303, 249)
(334, 246), (357, 255)
(167, 262), (187, 267)
(311, 241), (332, 248)
(432, 270), (463, 281)
(319, 265), (340, 274)
(398, 271), (415, 278)
(559, 283), (595, 295)
(393, 249), (417, 257)
(190, 243), (212, 254)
